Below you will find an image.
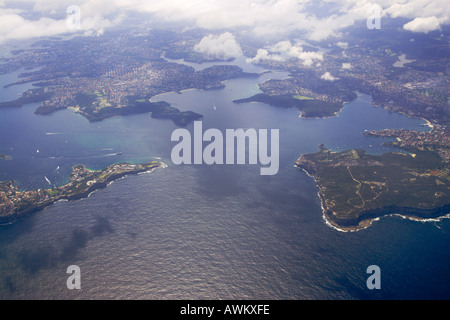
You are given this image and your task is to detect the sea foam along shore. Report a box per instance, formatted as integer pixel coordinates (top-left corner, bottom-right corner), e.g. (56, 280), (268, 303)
(296, 165), (450, 233)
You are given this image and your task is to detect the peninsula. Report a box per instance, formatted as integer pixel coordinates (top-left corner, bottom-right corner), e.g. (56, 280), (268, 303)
(0, 154), (11, 160)
(0, 161), (163, 224)
(0, 30), (258, 127)
(233, 93), (347, 118)
(296, 128), (450, 231)
(238, 26), (448, 127)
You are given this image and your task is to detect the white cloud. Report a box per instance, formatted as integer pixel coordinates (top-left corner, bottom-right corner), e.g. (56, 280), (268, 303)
(0, 3), (115, 43)
(336, 42), (348, 49)
(1, 0), (449, 44)
(269, 41), (294, 53)
(385, 0), (447, 20)
(247, 41), (323, 67)
(289, 47), (323, 67)
(321, 72), (338, 81)
(246, 48), (284, 64)
(384, 0), (449, 33)
(342, 63), (352, 69)
(0, 12), (66, 43)
(403, 16), (441, 33)
(194, 32), (243, 60)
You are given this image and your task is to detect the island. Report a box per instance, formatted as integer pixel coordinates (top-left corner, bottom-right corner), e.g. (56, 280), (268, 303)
(296, 127), (450, 231)
(0, 161), (163, 224)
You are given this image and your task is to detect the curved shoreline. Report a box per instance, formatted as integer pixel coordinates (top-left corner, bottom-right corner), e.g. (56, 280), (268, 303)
(322, 205), (450, 233)
(368, 101), (434, 131)
(0, 161), (164, 225)
(303, 169), (450, 232)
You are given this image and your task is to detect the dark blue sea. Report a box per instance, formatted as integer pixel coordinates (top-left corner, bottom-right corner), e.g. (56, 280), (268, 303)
(0, 54), (449, 300)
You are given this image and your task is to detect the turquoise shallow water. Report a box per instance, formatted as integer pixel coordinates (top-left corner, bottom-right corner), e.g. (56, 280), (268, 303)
(0, 57), (449, 300)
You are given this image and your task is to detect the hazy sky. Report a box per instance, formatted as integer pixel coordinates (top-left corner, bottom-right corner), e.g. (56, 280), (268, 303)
(0, 0), (448, 45)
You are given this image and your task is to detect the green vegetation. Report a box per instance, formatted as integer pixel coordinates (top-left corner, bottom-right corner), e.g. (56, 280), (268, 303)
(296, 146), (450, 230)
(299, 100), (342, 118)
(0, 154), (11, 160)
(68, 94), (203, 126)
(46, 189), (61, 197)
(0, 161), (163, 224)
(1, 64), (257, 127)
(233, 93), (343, 118)
(0, 88), (52, 109)
(293, 95), (314, 100)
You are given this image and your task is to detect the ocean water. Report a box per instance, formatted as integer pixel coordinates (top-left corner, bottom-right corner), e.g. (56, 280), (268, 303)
(0, 57), (449, 300)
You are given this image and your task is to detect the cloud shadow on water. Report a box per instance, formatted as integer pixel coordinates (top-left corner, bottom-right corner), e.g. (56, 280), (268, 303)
(15, 216), (115, 276)
(89, 216), (114, 237)
(60, 216), (115, 262)
(18, 245), (56, 275)
(59, 228), (90, 263)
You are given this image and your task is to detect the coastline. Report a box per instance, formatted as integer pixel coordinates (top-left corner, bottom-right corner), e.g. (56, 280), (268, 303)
(150, 88), (198, 102)
(296, 164), (450, 232)
(298, 99), (352, 120)
(369, 101), (434, 131)
(298, 109), (341, 120)
(0, 161), (165, 225)
(418, 117), (434, 130)
(234, 91), (354, 120)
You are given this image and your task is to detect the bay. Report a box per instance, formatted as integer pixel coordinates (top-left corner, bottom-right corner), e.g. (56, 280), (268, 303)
(0, 56), (449, 300)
